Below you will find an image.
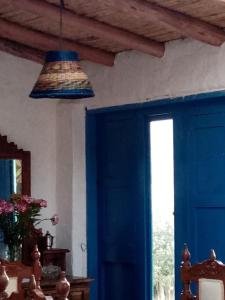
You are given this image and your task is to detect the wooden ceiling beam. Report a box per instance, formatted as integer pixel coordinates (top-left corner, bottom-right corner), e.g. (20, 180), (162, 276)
(118, 0), (225, 46)
(0, 38), (45, 64)
(0, 18), (115, 66)
(9, 0), (165, 58)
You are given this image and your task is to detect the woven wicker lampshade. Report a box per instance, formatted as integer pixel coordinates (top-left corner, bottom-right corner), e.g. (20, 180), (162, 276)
(29, 50), (95, 99)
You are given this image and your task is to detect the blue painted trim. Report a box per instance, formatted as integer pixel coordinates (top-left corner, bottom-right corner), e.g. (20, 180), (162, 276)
(30, 88), (94, 99)
(86, 90), (225, 114)
(45, 50), (79, 62)
(142, 113), (152, 300)
(173, 113), (189, 300)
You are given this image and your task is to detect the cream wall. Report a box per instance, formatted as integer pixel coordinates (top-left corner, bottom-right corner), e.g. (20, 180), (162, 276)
(2, 37), (225, 277)
(0, 50), (84, 276)
(84, 38), (225, 108)
(0, 51), (57, 238)
(56, 103), (87, 275)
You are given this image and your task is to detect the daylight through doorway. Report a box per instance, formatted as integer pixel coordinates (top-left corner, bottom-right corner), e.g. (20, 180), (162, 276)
(150, 119), (174, 300)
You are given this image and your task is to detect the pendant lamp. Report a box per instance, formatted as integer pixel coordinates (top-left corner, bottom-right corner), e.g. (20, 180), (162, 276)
(29, 0), (94, 99)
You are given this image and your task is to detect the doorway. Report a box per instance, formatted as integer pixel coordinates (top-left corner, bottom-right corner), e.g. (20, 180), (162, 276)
(86, 95), (225, 300)
(150, 119), (174, 300)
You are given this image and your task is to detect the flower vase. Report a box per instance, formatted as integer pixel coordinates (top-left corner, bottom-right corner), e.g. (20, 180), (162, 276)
(7, 244), (22, 261)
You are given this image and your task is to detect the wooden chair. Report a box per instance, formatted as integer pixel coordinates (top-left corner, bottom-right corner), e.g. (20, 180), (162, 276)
(0, 267), (70, 300)
(180, 244), (225, 300)
(0, 244), (42, 299)
(30, 272), (70, 299)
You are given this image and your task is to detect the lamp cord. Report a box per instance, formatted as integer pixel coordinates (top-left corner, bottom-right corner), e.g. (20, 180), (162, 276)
(59, 0), (65, 50)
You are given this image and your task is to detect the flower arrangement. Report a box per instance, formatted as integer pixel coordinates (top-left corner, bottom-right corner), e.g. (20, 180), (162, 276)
(0, 194), (59, 260)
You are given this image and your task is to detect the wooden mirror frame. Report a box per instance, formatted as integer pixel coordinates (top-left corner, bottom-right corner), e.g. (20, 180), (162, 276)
(0, 134), (31, 196)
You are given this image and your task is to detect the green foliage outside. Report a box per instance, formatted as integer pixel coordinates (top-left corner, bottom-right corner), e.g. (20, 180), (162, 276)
(153, 222), (174, 299)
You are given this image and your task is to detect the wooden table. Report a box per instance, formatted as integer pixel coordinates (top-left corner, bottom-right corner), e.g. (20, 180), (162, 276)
(41, 276), (94, 300)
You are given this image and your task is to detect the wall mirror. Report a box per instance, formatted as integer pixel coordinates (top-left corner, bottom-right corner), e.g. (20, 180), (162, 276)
(0, 134), (31, 199)
(0, 134), (31, 256)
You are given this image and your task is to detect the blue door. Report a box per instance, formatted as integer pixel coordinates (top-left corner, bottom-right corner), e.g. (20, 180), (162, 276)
(87, 96), (225, 300)
(174, 102), (225, 286)
(87, 111), (151, 300)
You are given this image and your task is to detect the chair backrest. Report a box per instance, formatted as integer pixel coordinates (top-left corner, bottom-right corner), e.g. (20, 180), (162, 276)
(0, 243), (70, 300)
(31, 271), (70, 300)
(2, 260), (32, 296)
(180, 244), (225, 300)
(0, 244), (42, 299)
(0, 267), (70, 300)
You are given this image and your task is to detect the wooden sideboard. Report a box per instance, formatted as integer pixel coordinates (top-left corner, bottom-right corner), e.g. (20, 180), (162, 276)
(41, 277), (94, 300)
(42, 248), (70, 271)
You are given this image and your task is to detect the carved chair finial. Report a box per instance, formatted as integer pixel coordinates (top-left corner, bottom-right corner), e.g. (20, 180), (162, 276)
(0, 263), (9, 299)
(29, 274), (37, 290)
(182, 244), (191, 265)
(31, 245), (42, 289)
(210, 249), (216, 261)
(56, 271), (70, 300)
(180, 244), (195, 300)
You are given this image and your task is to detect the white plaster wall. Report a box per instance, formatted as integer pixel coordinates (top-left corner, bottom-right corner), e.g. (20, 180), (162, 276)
(0, 51), (57, 236)
(55, 103), (73, 274)
(81, 38), (225, 108)
(0, 51), (86, 275)
(71, 104), (87, 276)
(55, 103), (87, 276)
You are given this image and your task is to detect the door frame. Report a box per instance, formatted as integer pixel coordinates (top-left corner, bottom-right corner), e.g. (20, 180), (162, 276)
(86, 91), (225, 300)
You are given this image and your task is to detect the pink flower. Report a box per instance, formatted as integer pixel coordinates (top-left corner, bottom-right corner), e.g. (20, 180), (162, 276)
(33, 199), (47, 207)
(15, 202), (27, 212)
(51, 214), (59, 225)
(4, 203), (14, 213)
(22, 195), (33, 204)
(39, 199), (47, 207)
(0, 201), (6, 214)
(0, 200), (7, 208)
(0, 200), (14, 214)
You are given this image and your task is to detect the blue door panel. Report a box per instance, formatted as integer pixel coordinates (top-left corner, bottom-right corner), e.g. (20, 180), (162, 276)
(95, 111), (150, 300)
(194, 207), (225, 261)
(100, 115), (144, 187)
(173, 103), (225, 299)
(190, 114), (225, 201)
(175, 105), (225, 271)
(187, 110), (225, 262)
(104, 263), (135, 300)
(102, 188), (136, 263)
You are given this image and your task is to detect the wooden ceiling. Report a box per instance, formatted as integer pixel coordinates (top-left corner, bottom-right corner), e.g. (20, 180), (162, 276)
(0, 0), (225, 66)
